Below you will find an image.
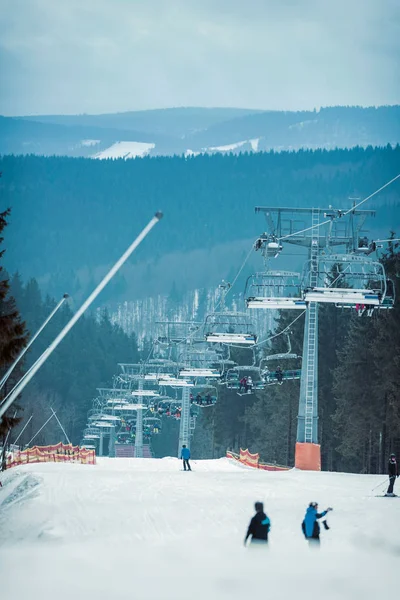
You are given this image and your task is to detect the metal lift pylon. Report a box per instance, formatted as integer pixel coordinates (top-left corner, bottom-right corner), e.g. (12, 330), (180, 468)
(178, 385), (191, 459)
(295, 208), (320, 470)
(135, 378), (144, 458)
(255, 205), (376, 470)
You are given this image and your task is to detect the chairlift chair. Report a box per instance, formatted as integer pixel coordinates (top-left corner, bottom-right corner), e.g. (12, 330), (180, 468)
(204, 311), (257, 345)
(224, 365), (263, 396)
(303, 254), (388, 310)
(190, 384), (218, 407)
(245, 271), (306, 310)
(258, 334), (302, 385)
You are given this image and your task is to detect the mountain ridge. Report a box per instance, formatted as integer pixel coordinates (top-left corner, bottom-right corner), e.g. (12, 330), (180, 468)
(1, 105), (399, 158)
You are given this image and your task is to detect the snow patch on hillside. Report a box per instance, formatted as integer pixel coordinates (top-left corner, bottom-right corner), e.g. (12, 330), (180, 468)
(185, 148), (201, 157)
(81, 139), (100, 147)
(205, 138), (260, 154)
(249, 138), (260, 151)
(208, 140), (248, 152)
(93, 141), (155, 159)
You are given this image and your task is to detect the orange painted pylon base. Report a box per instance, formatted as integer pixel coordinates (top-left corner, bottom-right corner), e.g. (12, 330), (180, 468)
(295, 442), (321, 471)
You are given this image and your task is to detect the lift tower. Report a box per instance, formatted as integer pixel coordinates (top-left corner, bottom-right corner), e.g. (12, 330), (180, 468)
(155, 321), (203, 457)
(255, 206), (375, 470)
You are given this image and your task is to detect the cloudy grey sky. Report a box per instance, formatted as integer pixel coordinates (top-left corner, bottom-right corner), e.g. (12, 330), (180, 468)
(0, 0), (399, 116)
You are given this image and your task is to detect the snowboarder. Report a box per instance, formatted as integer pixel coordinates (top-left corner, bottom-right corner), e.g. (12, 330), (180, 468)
(275, 366), (283, 384)
(181, 444), (191, 471)
(244, 501), (271, 546)
(301, 502), (333, 545)
(386, 453), (399, 496)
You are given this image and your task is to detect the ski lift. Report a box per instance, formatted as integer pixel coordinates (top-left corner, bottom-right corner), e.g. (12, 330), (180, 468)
(262, 368), (301, 385)
(223, 365), (264, 396)
(335, 277), (395, 314)
(258, 334), (302, 385)
(155, 321), (204, 345)
(155, 397), (179, 417)
(204, 282), (257, 345)
(303, 254), (388, 308)
(179, 367), (221, 379)
(189, 384), (218, 407)
(245, 271), (306, 310)
(356, 236), (377, 255)
(204, 312), (257, 345)
(131, 389), (161, 397)
(158, 375), (194, 388)
(178, 347), (225, 369)
(254, 234), (283, 258)
(143, 416), (162, 434)
(83, 427), (100, 439)
(181, 347), (236, 378)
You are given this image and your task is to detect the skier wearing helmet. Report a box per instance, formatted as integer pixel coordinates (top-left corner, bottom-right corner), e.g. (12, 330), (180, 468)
(301, 502), (333, 545)
(386, 453), (399, 496)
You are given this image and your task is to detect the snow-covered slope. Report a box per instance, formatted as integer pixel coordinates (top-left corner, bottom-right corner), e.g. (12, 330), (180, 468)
(0, 458), (399, 599)
(93, 140), (155, 159)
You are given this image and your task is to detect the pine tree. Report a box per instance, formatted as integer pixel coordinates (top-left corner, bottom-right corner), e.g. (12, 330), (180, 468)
(0, 209), (28, 452)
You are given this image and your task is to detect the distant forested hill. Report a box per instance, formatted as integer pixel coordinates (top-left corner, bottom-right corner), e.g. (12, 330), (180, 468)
(21, 107), (260, 138)
(2, 105), (399, 157)
(1, 145), (399, 303)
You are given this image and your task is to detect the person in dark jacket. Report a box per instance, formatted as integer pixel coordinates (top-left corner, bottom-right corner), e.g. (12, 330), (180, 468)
(302, 502), (332, 545)
(275, 366), (283, 384)
(386, 453), (399, 496)
(244, 501), (271, 546)
(180, 444), (191, 471)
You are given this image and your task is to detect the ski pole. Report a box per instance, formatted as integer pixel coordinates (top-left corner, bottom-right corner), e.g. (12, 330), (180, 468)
(371, 478), (388, 492)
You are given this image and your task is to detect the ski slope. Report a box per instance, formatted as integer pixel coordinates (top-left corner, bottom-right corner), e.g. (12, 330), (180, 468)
(0, 458), (399, 600)
(93, 141), (155, 159)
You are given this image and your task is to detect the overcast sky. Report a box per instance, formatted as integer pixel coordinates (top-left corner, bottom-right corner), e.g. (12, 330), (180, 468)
(0, 0), (399, 116)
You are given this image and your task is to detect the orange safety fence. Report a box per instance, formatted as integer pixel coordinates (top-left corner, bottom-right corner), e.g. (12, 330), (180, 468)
(5, 442), (96, 470)
(226, 448), (290, 471)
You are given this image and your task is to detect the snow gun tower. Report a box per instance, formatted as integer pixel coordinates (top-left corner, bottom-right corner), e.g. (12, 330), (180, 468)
(255, 205), (377, 470)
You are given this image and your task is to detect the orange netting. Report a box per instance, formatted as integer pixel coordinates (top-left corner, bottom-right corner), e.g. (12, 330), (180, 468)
(226, 448), (290, 471)
(5, 442), (96, 470)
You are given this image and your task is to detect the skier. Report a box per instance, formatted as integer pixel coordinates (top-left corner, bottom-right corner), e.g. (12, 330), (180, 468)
(244, 501), (271, 546)
(301, 502), (333, 545)
(386, 453), (399, 496)
(275, 366), (283, 384)
(245, 376), (253, 393)
(181, 444), (191, 471)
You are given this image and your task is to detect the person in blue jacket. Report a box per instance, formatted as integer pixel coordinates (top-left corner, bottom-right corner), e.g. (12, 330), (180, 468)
(302, 502), (332, 545)
(180, 444), (191, 471)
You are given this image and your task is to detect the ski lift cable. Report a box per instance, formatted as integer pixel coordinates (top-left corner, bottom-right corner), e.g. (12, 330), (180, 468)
(252, 310), (306, 349)
(277, 172), (400, 242)
(215, 242), (257, 310)
(172, 239), (257, 349)
(342, 173), (400, 215)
